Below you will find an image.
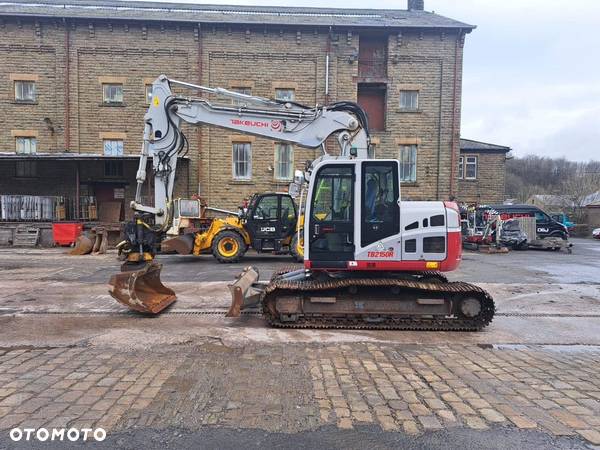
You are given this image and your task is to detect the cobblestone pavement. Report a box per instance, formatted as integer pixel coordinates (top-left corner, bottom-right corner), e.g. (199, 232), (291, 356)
(1, 343), (599, 446)
(0, 244), (599, 447)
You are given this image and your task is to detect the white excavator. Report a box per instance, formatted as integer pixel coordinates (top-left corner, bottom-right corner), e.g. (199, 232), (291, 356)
(108, 75), (494, 330)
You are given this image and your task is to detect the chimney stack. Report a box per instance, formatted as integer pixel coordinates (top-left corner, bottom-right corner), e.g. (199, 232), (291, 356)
(407, 0), (424, 11)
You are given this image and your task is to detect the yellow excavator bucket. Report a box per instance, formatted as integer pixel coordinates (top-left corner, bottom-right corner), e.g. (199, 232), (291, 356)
(108, 261), (176, 314)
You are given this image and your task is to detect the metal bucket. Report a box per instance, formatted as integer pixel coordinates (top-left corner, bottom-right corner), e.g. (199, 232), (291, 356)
(161, 233), (195, 255)
(226, 266), (263, 317)
(69, 234), (94, 255)
(108, 261), (176, 314)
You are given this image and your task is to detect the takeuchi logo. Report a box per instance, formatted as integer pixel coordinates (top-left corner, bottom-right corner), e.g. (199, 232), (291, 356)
(230, 118), (283, 132)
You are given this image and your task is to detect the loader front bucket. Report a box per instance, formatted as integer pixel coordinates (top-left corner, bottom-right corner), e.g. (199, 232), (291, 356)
(226, 266), (263, 317)
(161, 233), (195, 255)
(108, 261), (176, 314)
(69, 234), (94, 255)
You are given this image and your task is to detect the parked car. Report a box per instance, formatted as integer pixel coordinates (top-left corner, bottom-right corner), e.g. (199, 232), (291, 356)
(480, 204), (569, 240)
(593, 228), (600, 239)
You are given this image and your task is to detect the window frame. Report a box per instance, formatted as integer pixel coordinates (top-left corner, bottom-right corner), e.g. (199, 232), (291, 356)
(398, 144), (417, 183)
(232, 141), (252, 180)
(274, 88), (296, 102)
(15, 136), (37, 155)
(458, 156), (464, 179)
(399, 90), (419, 111)
(230, 86), (252, 106)
(274, 142), (294, 181)
(464, 155), (478, 180)
(103, 139), (124, 156)
(15, 160), (38, 178)
(14, 80), (37, 103)
(102, 83), (124, 104)
(145, 84), (153, 105)
(104, 160), (124, 178)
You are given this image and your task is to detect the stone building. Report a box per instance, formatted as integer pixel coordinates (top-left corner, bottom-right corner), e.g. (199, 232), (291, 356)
(0, 0), (482, 219)
(457, 138), (511, 205)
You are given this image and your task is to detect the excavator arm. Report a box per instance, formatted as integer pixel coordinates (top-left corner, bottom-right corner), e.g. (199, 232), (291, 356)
(133, 75), (370, 227)
(109, 74), (370, 314)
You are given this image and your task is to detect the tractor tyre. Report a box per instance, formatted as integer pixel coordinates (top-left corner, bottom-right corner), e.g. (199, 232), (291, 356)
(290, 229), (304, 262)
(212, 231), (246, 263)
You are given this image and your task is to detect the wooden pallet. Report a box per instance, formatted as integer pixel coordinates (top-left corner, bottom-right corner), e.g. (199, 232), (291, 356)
(13, 225), (40, 247)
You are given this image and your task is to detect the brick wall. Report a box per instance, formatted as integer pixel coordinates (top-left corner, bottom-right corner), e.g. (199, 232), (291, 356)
(0, 16), (481, 210)
(457, 152), (507, 204)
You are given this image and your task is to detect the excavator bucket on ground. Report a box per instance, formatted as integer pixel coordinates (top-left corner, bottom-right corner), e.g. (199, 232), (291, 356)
(226, 266), (263, 317)
(91, 228), (108, 255)
(161, 233), (195, 255)
(108, 261), (176, 314)
(69, 234), (94, 255)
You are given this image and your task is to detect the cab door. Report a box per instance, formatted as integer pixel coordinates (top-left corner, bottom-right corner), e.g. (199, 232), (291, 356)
(307, 165), (355, 267)
(247, 194), (281, 245)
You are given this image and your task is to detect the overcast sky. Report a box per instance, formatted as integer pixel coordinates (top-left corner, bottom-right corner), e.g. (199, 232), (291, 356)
(129, 0), (600, 161)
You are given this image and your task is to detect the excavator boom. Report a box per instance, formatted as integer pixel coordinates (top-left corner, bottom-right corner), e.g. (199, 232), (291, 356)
(109, 75), (370, 313)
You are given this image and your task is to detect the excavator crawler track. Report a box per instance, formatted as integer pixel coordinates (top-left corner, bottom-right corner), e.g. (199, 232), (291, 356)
(261, 276), (494, 331)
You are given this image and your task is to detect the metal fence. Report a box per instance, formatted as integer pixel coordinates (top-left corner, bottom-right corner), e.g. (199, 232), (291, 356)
(0, 195), (97, 222)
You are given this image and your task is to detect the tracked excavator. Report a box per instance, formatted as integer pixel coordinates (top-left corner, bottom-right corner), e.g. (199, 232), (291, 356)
(108, 75), (494, 330)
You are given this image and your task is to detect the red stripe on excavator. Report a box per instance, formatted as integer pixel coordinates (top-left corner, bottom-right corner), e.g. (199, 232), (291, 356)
(305, 231), (463, 272)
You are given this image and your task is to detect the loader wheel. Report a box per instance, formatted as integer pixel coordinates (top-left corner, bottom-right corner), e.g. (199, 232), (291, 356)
(290, 229), (304, 262)
(212, 231), (246, 263)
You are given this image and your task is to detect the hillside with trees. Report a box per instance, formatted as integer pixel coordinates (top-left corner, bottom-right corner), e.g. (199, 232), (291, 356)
(506, 156), (600, 221)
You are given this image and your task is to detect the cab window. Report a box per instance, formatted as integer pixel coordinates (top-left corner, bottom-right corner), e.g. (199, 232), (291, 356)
(361, 161), (400, 247)
(534, 211), (549, 222)
(254, 196), (279, 219)
(311, 167), (353, 222)
(280, 195), (296, 223)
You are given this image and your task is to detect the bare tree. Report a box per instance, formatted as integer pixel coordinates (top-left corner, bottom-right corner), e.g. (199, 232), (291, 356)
(561, 171), (600, 223)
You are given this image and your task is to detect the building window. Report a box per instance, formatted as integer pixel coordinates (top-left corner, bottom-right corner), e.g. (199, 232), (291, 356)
(232, 142), (252, 180)
(104, 161), (124, 177)
(103, 139), (124, 156)
(458, 156), (464, 179)
(16, 161), (37, 178)
(102, 83), (123, 104)
(399, 144), (417, 182)
(230, 87), (252, 106)
(399, 90), (419, 110)
(16, 137), (37, 154)
(14, 80), (36, 102)
(275, 88), (295, 102)
(274, 143), (293, 180)
(464, 155), (478, 179)
(145, 84), (153, 104)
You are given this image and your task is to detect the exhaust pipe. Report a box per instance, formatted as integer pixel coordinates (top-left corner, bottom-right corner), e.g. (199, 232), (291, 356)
(226, 266), (263, 317)
(108, 261), (176, 314)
